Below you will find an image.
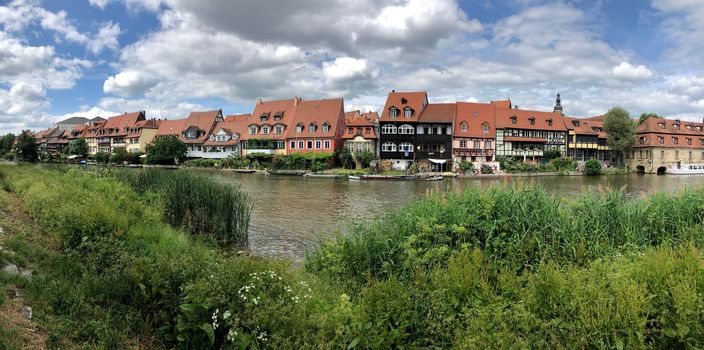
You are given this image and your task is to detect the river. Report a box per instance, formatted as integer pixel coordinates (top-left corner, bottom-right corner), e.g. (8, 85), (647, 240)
(199, 172), (704, 259)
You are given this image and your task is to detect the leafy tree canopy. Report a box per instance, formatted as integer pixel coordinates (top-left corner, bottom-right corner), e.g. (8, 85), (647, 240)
(639, 113), (660, 124)
(15, 132), (38, 162)
(71, 138), (88, 157)
(604, 107), (636, 165)
(145, 135), (188, 165)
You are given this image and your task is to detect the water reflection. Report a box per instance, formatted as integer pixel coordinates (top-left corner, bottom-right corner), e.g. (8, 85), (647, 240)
(205, 172), (704, 259)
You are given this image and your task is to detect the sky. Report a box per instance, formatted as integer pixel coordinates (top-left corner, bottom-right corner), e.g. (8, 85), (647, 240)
(1, 0), (703, 134)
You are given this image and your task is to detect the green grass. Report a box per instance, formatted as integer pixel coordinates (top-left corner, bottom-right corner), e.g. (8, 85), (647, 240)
(4, 164), (704, 348)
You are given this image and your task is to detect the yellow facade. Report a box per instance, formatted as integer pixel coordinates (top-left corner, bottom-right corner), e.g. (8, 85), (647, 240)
(627, 147), (704, 173)
(86, 137), (98, 155)
(126, 128), (158, 153)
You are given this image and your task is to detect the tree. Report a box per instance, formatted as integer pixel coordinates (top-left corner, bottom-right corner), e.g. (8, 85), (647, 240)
(357, 151), (376, 168)
(543, 147), (562, 159)
(338, 147), (353, 169)
(71, 138), (88, 157)
(145, 135), (188, 165)
(110, 147), (129, 164)
(584, 158), (602, 176)
(639, 112), (660, 124)
(0, 133), (15, 155)
(94, 151), (110, 164)
(603, 107), (636, 166)
(14, 132), (38, 162)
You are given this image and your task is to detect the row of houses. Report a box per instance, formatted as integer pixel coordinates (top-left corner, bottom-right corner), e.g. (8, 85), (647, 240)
(31, 91), (704, 173)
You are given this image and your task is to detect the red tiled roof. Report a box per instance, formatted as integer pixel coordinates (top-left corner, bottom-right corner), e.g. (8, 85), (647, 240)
(224, 114), (251, 123)
(343, 111), (378, 140)
(563, 116), (606, 138)
(203, 120), (241, 146)
(287, 98), (344, 139)
(247, 98), (299, 141)
(455, 102), (496, 138)
(103, 111), (145, 136)
(156, 119), (185, 136)
(637, 117), (704, 136)
(490, 99), (512, 109)
(634, 134), (704, 149)
(496, 108), (567, 131)
(419, 103), (456, 123)
(178, 110), (223, 144)
(379, 91), (428, 122)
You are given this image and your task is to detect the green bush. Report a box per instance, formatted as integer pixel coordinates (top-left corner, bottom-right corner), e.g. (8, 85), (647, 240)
(109, 147), (129, 164)
(357, 151), (375, 168)
(458, 161), (474, 173)
(94, 151), (110, 164)
(480, 164), (494, 174)
(551, 156), (576, 172)
(585, 158), (602, 175)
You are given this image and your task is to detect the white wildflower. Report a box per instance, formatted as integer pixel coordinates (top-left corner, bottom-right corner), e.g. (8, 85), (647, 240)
(223, 310), (231, 320)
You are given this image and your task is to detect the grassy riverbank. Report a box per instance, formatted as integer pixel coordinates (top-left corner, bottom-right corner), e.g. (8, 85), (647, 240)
(1, 164), (704, 348)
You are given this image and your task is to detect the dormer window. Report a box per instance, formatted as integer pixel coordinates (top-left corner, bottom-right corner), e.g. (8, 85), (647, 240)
(658, 122), (666, 129)
(674, 123), (680, 130)
(639, 136), (646, 144)
(461, 122), (467, 132)
(482, 122), (489, 133)
(698, 126), (703, 132)
(511, 116), (517, 124)
(249, 126), (258, 135)
(547, 119), (553, 127)
(687, 138), (692, 145)
(529, 117), (536, 126)
(700, 138), (704, 145)
(273, 111), (284, 121)
(259, 112), (270, 122)
(322, 122), (330, 133)
(572, 120), (579, 127)
(348, 127), (354, 134)
(389, 108), (399, 118)
(673, 137), (679, 144)
(274, 125), (283, 134)
(296, 123), (303, 133)
(658, 136), (664, 144)
(687, 125), (693, 130)
(404, 107), (412, 118)
(261, 126), (270, 135)
(308, 123), (316, 133)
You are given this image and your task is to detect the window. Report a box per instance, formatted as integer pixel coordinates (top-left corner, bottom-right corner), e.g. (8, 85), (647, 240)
(315, 140), (321, 149)
(460, 140), (467, 148)
(309, 124), (316, 133)
(689, 151), (693, 160)
(658, 136), (664, 144)
(461, 122), (468, 132)
(298, 141), (304, 149)
(261, 126), (270, 135)
(259, 113), (269, 122)
(324, 140), (330, 149)
(639, 136), (646, 144)
(399, 142), (414, 152)
(307, 140), (313, 149)
(687, 138), (692, 145)
(290, 141), (296, 149)
(673, 137), (679, 145)
(296, 123), (303, 133)
(404, 108), (412, 118)
(248, 126), (257, 135)
(474, 141), (481, 149)
(482, 123), (489, 133)
(322, 123), (330, 133)
(382, 142), (396, 152)
(661, 150), (665, 158)
(277, 141), (285, 149)
(529, 117), (536, 126)
(274, 126), (283, 134)
(511, 116), (517, 124)
(485, 141), (492, 149)
(365, 127), (371, 134)
(389, 108), (398, 118)
(399, 124), (414, 134)
(674, 123), (680, 130)
(348, 127), (354, 134)
(382, 124), (397, 134)
(357, 127), (363, 134)
(658, 122), (666, 129)
(187, 131), (196, 138)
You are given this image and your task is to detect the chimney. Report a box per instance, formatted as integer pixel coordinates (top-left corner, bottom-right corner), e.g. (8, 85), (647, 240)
(256, 98), (262, 106)
(294, 96), (301, 106)
(392, 89), (395, 93)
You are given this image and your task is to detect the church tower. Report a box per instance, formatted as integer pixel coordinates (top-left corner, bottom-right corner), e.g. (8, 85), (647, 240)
(553, 92), (564, 115)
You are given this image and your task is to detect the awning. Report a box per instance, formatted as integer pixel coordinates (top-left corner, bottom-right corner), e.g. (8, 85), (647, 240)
(429, 159), (447, 164)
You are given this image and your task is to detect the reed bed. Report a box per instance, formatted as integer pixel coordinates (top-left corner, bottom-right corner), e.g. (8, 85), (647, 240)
(307, 184), (704, 282)
(111, 169), (252, 245)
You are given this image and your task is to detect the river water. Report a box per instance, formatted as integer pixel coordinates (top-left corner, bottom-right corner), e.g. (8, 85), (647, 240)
(199, 172), (704, 259)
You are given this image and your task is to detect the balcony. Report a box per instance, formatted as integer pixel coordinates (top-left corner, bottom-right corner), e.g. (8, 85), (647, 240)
(453, 148), (494, 157)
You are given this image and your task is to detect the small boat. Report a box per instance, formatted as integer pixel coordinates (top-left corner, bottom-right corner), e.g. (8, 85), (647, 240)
(666, 162), (704, 175)
(348, 175), (362, 181)
(265, 169), (307, 176)
(126, 164), (143, 168)
(421, 175), (444, 181)
(233, 169), (256, 174)
(303, 173), (343, 179)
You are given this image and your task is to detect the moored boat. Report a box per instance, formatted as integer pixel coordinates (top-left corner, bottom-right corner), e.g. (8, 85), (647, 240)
(265, 169), (308, 176)
(303, 173), (343, 179)
(666, 161), (704, 175)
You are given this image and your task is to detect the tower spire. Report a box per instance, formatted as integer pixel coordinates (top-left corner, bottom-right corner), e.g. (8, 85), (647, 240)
(554, 91), (563, 115)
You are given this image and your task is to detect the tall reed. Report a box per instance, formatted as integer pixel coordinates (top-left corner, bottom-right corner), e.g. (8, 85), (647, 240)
(111, 169), (252, 245)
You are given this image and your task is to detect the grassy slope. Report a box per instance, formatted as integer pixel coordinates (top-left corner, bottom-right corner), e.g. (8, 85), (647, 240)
(2, 164), (704, 348)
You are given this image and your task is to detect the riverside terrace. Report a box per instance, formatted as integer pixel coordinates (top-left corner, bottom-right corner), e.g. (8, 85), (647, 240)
(22, 92), (704, 174)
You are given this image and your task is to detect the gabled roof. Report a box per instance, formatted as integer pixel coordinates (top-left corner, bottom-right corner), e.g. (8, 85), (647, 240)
(288, 98), (343, 139)
(455, 102), (496, 138)
(637, 117), (704, 136)
(495, 108), (567, 131)
(57, 116), (89, 125)
(179, 110), (223, 144)
(248, 98), (299, 140)
(490, 99), (512, 109)
(103, 111), (146, 136)
(225, 114), (252, 123)
(419, 103), (456, 123)
(379, 91), (428, 122)
(563, 116), (606, 137)
(203, 121), (241, 146)
(344, 111), (377, 127)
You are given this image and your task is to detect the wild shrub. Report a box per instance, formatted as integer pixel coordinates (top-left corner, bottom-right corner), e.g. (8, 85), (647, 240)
(585, 158), (602, 175)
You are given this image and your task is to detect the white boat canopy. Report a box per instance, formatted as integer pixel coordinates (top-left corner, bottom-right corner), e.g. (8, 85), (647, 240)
(67, 155), (79, 160)
(429, 159), (447, 164)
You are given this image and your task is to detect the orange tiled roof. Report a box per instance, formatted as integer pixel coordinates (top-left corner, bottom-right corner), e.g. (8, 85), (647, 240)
(287, 98), (344, 139)
(379, 91), (428, 122)
(419, 103), (456, 123)
(343, 111), (378, 140)
(203, 120), (241, 146)
(455, 102), (496, 139)
(224, 114), (251, 123)
(496, 108), (567, 131)
(490, 99), (512, 109)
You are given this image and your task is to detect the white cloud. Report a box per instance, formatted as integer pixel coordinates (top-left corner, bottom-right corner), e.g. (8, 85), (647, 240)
(323, 57), (378, 82)
(104, 70), (159, 96)
(88, 21), (121, 54)
(611, 62), (654, 81)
